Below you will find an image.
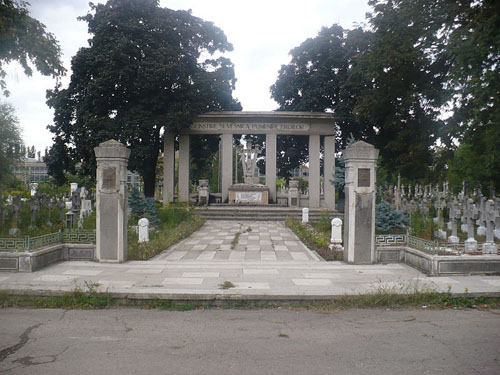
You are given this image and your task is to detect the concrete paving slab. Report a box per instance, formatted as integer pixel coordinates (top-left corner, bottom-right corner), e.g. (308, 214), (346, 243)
(63, 270), (103, 276)
(293, 279), (332, 286)
(182, 272), (220, 278)
(162, 278), (204, 285)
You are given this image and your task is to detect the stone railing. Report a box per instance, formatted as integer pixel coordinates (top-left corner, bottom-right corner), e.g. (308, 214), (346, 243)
(376, 233), (497, 255)
(407, 235), (439, 253)
(375, 234), (407, 246)
(0, 230), (96, 252)
(62, 230), (96, 244)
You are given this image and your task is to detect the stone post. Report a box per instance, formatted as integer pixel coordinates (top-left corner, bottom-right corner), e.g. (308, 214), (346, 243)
(343, 141), (379, 264)
(302, 207), (309, 223)
(330, 218), (342, 245)
(94, 140), (131, 263)
(138, 218), (150, 243)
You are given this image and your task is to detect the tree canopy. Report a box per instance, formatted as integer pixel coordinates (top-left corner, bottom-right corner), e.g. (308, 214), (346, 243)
(46, 0), (241, 196)
(0, 101), (22, 185)
(0, 0), (65, 96)
(271, 0), (500, 190)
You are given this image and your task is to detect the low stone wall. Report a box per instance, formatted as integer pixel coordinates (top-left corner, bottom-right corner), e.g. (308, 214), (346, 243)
(0, 243), (95, 272)
(376, 245), (500, 276)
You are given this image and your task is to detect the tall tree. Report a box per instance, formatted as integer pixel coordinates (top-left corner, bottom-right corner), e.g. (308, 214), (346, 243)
(440, 0), (500, 190)
(270, 25), (373, 178)
(353, 0), (450, 181)
(47, 0), (240, 196)
(0, 0), (65, 96)
(0, 101), (22, 185)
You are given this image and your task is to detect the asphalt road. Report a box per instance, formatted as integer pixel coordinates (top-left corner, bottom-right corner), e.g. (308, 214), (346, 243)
(1, 308), (499, 375)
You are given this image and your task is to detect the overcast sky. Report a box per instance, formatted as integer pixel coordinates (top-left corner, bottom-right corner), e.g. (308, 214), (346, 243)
(3, 0), (370, 153)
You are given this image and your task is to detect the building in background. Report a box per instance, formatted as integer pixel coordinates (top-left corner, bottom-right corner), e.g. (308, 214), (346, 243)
(13, 158), (49, 184)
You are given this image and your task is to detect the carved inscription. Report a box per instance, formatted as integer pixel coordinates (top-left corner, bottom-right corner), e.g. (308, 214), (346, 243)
(102, 167), (116, 189)
(190, 123), (310, 132)
(358, 168), (370, 187)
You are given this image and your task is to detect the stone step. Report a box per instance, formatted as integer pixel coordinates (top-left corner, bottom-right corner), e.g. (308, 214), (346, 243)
(194, 206), (343, 222)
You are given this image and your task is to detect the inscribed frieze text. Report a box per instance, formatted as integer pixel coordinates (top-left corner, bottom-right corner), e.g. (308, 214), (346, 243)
(190, 123), (310, 132)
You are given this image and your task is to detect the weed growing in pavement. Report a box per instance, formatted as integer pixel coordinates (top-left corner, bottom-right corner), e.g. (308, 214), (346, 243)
(219, 281), (236, 289)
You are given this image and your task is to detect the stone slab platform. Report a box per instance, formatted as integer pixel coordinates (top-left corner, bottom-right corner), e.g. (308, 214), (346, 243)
(1, 260), (499, 300)
(153, 220), (320, 262)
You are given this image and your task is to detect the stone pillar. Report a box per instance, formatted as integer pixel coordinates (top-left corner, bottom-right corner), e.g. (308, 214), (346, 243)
(265, 133), (277, 203)
(221, 133), (233, 203)
(178, 134), (190, 202)
(309, 134), (321, 208)
(163, 133), (175, 204)
(324, 136), (335, 210)
(94, 140), (131, 263)
(343, 141), (379, 264)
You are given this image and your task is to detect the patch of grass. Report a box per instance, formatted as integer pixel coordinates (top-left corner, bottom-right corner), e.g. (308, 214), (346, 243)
(128, 215), (205, 260)
(0, 281), (111, 309)
(231, 232), (240, 249)
(219, 281), (236, 289)
(1, 291), (499, 311)
(286, 217), (342, 261)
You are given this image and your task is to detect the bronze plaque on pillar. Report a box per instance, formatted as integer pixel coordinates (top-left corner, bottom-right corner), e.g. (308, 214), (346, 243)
(358, 168), (370, 187)
(103, 167), (116, 189)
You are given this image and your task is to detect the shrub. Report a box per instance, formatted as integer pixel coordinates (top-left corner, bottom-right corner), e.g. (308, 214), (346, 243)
(376, 200), (409, 233)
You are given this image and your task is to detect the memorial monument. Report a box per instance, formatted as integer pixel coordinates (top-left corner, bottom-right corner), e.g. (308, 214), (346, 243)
(163, 111), (336, 209)
(228, 141), (269, 205)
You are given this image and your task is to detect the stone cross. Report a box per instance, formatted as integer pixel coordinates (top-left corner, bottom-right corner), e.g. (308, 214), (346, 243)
(47, 196), (54, 226)
(482, 199), (498, 254)
(447, 198), (460, 244)
(476, 195), (487, 236)
(29, 195), (40, 229)
(495, 198), (500, 240)
(57, 196), (66, 221)
(464, 198), (478, 252)
(9, 195), (21, 236)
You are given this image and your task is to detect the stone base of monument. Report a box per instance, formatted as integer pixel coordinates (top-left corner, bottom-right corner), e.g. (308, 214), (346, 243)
(228, 184), (269, 205)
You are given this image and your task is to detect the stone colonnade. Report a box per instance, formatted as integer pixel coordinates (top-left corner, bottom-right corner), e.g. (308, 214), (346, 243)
(163, 112), (336, 208)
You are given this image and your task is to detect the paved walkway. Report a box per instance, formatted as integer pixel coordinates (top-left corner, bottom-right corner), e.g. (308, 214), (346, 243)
(153, 220), (320, 262)
(1, 220), (499, 299)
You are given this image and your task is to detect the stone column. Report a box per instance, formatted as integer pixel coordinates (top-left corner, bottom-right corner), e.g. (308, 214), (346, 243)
(265, 133), (277, 203)
(343, 141), (379, 264)
(324, 136), (335, 210)
(308, 134), (321, 208)
(94, 140), (131, 263)
(163, 133), (175, 204)
(221, 133), (233, 203)
(178, 134), (190, 202)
